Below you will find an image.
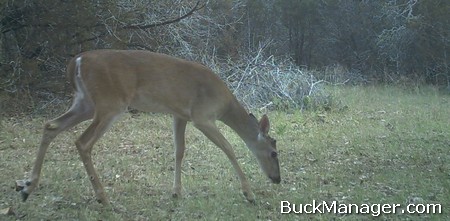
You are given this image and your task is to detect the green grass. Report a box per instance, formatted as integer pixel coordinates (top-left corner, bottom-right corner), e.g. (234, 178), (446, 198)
(1, 86), (449, 220)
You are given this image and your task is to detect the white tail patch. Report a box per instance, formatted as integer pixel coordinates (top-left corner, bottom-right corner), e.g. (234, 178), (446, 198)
(74, 56), (85, 100)
(76, 57), (82, 78)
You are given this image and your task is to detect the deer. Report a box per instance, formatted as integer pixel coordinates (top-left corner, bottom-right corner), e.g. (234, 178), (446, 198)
(16, 50), (280, 205)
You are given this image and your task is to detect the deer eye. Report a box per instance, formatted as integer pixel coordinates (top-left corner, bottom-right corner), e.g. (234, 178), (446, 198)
(271, 151), (278, 158)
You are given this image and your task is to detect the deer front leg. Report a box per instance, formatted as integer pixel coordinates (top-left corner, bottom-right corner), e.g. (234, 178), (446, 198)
(172, 117), (187, 198)
(194, 121), (255, 203)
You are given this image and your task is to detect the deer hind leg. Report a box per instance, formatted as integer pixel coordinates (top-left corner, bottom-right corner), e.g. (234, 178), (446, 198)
(193, 121), (255, 203)
(75, 109), (123, 205)
(172, 116), (187, 198)
(18, 94), (94, 201)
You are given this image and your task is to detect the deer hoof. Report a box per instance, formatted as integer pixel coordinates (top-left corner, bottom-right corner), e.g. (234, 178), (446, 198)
(15, 180), (31, 201)
(172, 192), (180, 198)
(243, 191), (256, 204)
(15, 180), (28, 191)
(21, 190), (30, 202)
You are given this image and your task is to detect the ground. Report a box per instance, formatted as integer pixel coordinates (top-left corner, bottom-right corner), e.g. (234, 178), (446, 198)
(1, 86), (449, 220)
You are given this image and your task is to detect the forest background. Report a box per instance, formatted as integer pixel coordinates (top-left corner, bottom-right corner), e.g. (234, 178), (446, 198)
(0, 0), (449, 114)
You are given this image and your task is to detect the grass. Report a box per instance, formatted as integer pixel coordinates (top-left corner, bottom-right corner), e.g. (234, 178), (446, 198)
(1, 85), (449, 220)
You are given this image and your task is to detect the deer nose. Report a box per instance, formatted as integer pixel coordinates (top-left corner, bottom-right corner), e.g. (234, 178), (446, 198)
(270, 176), (281, 184)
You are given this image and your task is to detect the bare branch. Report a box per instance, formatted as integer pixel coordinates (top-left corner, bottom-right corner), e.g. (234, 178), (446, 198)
(122, 1), (206, 30)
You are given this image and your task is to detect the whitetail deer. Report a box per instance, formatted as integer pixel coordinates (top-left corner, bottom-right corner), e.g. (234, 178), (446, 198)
(16, 50), (280, 204)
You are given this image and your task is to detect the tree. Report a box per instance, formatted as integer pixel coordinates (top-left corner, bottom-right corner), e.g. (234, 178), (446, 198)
(416, 0), (449, 84)
(0, 0), (207, 114)
(276, 0), (321, 67)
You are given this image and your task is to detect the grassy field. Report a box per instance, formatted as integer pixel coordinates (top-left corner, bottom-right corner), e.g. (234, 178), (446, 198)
(1, 86), (449, 220)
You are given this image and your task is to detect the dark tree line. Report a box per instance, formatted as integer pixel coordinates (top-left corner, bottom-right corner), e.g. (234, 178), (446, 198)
(0, 0), (449, 113)
(238, 0), (448, 84)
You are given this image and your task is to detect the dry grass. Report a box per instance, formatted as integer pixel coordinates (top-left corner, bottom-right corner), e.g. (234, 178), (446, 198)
(1, 85), (449, 220)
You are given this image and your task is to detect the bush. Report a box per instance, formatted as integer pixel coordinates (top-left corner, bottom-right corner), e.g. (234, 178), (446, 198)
(204, 49), (332, 111)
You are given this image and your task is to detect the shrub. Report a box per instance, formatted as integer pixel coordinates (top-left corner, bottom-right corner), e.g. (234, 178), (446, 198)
(204, 50), (332, 111)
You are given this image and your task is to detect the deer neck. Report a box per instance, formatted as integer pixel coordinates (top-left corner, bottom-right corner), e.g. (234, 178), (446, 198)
(220, 99), (259, 147)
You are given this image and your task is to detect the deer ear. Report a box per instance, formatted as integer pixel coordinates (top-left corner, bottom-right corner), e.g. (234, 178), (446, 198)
(259, 114), (270, 135)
